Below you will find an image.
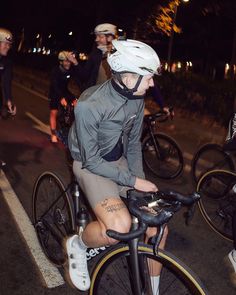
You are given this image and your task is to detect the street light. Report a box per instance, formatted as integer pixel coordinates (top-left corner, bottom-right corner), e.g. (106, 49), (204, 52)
(167, 0), (189, 71)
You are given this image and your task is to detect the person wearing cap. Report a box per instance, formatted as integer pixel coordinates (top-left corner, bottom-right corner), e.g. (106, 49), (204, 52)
(66, 23), (117, 91)
(66, 39), (166, 293)
(48, 51), (78, 143)
(0, 28), (16, 117)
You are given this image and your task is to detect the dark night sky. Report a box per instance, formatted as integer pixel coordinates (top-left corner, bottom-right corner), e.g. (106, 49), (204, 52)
(1, 0), (157, 51)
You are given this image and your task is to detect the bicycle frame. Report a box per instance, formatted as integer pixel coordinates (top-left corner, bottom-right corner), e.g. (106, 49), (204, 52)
(142, 120), (161, 158)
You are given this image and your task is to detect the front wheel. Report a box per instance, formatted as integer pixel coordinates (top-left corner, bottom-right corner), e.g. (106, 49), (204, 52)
(197, 169), (236, 241)
(142, 133), (184, 179)
(32, 171), (75, 266)
(191, 143), (235, 183)
(90, 243), (208, 295)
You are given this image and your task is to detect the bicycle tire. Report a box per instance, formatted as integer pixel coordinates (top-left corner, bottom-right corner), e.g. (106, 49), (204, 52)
(32, 171), (75, 266)
(197, 169), (236, 242)
(142, 133), (184, 179)
(90, 243), (208, 295)
(191, 143), (235, 183)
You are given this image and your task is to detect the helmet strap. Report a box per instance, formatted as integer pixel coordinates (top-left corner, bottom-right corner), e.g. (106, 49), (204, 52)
(114, 72), (143, 94)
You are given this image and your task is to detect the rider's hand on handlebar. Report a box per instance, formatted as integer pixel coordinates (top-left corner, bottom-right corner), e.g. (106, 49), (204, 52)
(162, 107), (174, 118)
(72, 99), (78, 107)
(60, 98), (68, 107)
(134, 177), (158, 192)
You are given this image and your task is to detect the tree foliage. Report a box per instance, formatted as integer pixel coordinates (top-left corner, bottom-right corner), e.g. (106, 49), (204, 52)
(155, 0), (182, 36)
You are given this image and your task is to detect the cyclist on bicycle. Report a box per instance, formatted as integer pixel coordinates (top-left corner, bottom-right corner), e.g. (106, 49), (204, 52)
(67, 39), (167, 292)
(0, 28), (15, 167)
(48, 51), (78, 143)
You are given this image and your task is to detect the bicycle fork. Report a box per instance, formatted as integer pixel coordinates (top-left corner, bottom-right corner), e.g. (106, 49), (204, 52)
(128, 216), (153, 295)
(128, 216), (143, 295)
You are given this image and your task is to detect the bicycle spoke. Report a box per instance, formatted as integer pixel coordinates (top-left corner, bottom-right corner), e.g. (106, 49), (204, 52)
(143, 134), (183, 179)
(91, 245), (207, 295)
(198, 170), (236, 240)
(32, 172), (74, 266)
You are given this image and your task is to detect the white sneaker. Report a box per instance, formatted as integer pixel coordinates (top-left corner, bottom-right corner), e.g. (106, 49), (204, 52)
(228, 250), (236, 273)
(65, 234), (90, 291)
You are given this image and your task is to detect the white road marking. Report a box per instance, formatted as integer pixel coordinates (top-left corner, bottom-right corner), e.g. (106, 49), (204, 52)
(25, 111), (51, 136)
(0, 170), (65, 288)
(13, 81), (48, 101)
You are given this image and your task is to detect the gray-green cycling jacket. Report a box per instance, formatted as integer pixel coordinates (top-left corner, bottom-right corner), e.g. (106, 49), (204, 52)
(68, 79), (145, 187)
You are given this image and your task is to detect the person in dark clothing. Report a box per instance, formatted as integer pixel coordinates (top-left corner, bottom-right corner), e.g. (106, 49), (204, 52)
(0, 28), (15, 167)
(0, 28), (16, 118)
(49, 51), (78, 143)
(67, 23), (117, 92)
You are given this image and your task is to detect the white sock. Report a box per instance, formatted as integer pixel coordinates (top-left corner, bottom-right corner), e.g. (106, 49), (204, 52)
(150, 275), (160, 295)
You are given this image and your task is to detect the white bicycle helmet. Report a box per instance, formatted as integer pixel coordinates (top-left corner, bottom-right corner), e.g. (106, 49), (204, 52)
(0, 28), (13, 43)
(94, 23), (117, 36)
(107, 39), (161, 76)
(58, 51), (70, 61)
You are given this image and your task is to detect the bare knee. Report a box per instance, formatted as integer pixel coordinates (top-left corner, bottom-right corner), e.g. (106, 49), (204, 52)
(101, 215), (132, 245)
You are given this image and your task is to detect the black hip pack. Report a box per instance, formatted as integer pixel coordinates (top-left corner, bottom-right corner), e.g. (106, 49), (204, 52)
(103, 137), (123, 162)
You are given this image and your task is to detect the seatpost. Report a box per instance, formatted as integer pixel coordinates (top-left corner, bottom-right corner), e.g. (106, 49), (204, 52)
(128, 216), (142, 295)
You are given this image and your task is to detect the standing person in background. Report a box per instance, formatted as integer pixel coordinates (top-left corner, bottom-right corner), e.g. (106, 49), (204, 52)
(67, 23), (117, 91)
(48, 51), (78, 143)
(0, 28), (15, 167)
(0, 28), (16, 117)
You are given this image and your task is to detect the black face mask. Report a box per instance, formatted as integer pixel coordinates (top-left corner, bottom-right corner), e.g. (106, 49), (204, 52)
(111, 79), (145, 100)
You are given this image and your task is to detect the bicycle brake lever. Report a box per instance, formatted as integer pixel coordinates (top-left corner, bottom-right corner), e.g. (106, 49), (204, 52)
(151, 224), (166, 256)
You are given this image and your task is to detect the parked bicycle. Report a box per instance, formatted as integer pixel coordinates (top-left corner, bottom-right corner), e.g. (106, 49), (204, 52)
(32, 171), (208, 294)
(196, 169), (236, 242)
(142, 110), (184, 180)
(191, 143), (235, 183)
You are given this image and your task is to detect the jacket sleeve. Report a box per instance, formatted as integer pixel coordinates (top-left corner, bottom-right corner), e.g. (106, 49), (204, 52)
(73, 48), (102, 90)
(74, 102), (136, 187)
(2, 60), (13, 101)
(126, 101), (145, 179)
(50, 70), (76, 102)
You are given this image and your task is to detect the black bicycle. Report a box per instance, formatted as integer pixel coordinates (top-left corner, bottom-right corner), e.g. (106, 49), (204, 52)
(191, 143), (235, 183)
(32, 171), (208, 294)
(196, 169), (236, 242)
(142, 110), (184, 179)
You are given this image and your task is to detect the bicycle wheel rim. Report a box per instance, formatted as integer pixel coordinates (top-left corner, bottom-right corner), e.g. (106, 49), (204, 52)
(192, 144), (235, 183)
(197, 169), (236, 241)
(90, 244), (208, 295)
(32, 171), (74, 266)
(143, 133), (183, 179)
